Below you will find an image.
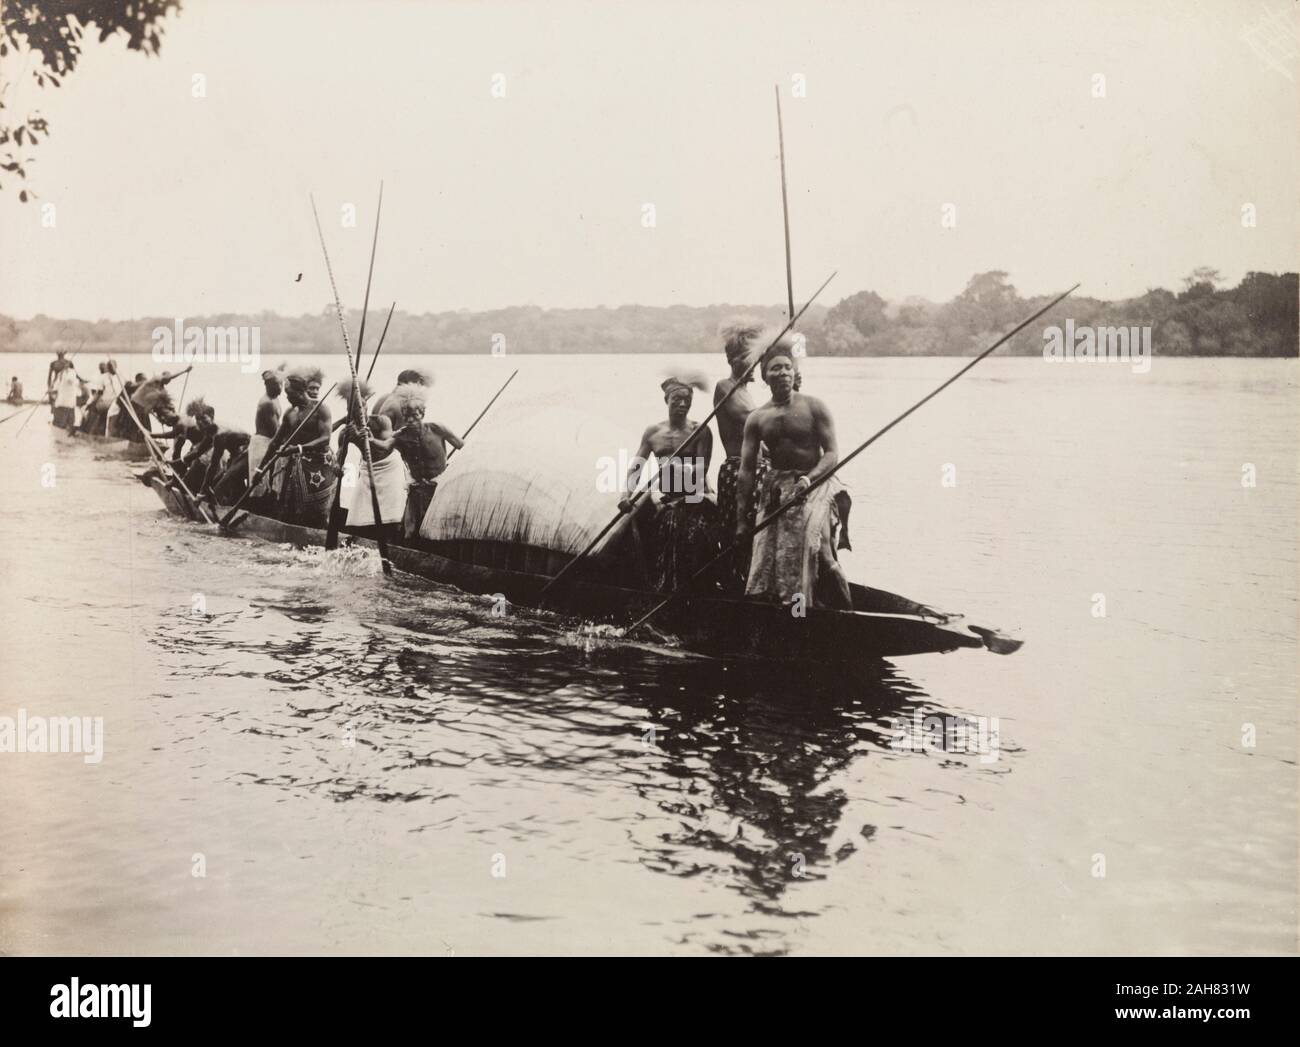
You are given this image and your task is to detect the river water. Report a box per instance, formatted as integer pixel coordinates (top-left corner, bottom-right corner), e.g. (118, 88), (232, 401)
(0, 352), (1295, 955)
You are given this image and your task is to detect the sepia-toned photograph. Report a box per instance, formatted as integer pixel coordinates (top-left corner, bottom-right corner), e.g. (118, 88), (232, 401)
(0, 0), (1296, 979)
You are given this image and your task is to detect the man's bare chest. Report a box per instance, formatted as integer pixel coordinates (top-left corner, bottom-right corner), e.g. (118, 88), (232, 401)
(761, 405), (812, 445)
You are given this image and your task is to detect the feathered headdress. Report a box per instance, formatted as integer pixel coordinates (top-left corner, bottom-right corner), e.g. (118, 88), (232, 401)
(660, 370), (709, 398)
(336, 376), (374, 405)
(390, 382), (428, 413)
(285, 363), (324, 386)
(719, 318), (765, 365)
(184, 396), (213, 419)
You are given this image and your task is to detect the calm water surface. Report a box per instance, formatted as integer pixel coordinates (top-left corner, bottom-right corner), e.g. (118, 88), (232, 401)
(0, 353), (1295, 955)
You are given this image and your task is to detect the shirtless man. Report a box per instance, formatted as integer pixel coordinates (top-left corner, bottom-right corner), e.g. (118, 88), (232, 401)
(735, 338), (851, 609)
(384, 382), (462, 482)
(130, 367), (193, 433)
(47, 350), (75, 398)
(375, 383), (463, 536)
(714, 323), (762, 459)
(255, 369), (284, 439)
(619, 375), (717, 591)
(339, 402), (407, 538)
(153, 398), (208, 464)
(246, 369), (285, 496)
(620, 376), (713, 510)
(375, 369), (431, 431)
(712, 323), (770, 588)
(157, 399), (230, 492)
(199, 428), (251, 502)
(259, 365), (334, 526)
(159, 400), (250, 502)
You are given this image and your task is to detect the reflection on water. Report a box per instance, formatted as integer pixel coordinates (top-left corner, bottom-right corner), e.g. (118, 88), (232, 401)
(148, 562), (987, 954)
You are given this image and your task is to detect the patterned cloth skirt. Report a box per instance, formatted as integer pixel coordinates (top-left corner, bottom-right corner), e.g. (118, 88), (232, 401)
(745, 469), (850, 607)
(715, 455), (770, 592)
(649, 496), (721, 593)
(278, 450), (337, 528)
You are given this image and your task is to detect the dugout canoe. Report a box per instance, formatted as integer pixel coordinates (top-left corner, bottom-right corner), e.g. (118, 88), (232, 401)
(146, 476), (1021, 664)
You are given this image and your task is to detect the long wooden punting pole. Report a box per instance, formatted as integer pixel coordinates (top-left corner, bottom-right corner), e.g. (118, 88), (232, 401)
(218, 382), (339, 529)
(175, 367), (192, 429)
(536, 270), (837, 603)
(311, 190), (393, 576)
(444, 368), (518, 464)
(775, 84), (795, 320)
(326, 186), (385, 552)
(624, 284), (1081, 635)
(365, 301), (397, 383)
(1, 397), (44, 427)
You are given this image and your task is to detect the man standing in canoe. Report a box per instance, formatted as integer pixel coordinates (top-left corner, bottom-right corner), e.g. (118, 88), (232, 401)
(258, 364), (335, 527)
(619, 374), (718, 592)
(735, 336), (851, 609)
(110, 373), (149, 441)
(245, 368), (285, 504)
(79, 362), (111, 436)
(46, 349), (73, 395)
(713, 321), (769, 590)
(374, 368), (431, 431)
(99, 360), (125, 437)
(339, 383), (409, 540)
(379, 382), (462, 536)
(48, 351), (80, 431)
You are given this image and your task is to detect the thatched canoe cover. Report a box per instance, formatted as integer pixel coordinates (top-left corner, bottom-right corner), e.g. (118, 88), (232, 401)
(418, 408), (630, 557)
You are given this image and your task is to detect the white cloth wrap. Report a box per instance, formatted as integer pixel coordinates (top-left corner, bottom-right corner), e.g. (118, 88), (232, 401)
(104, 373), (123, 421)
(248, 434), (273, 484)
(54, 370), (78, 409)
(345, 451), (409, 527)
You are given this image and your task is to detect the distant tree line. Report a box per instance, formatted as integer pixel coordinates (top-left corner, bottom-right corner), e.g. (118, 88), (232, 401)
(820, 269), (1297, 358)
(2, 269), (1294, 358)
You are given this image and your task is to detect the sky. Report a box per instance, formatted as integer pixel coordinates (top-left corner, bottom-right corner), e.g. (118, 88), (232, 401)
(1, 0), (1296, 320)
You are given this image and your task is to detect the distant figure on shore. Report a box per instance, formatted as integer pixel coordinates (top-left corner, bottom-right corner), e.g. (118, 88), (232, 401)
(6, 377), (22, 405)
